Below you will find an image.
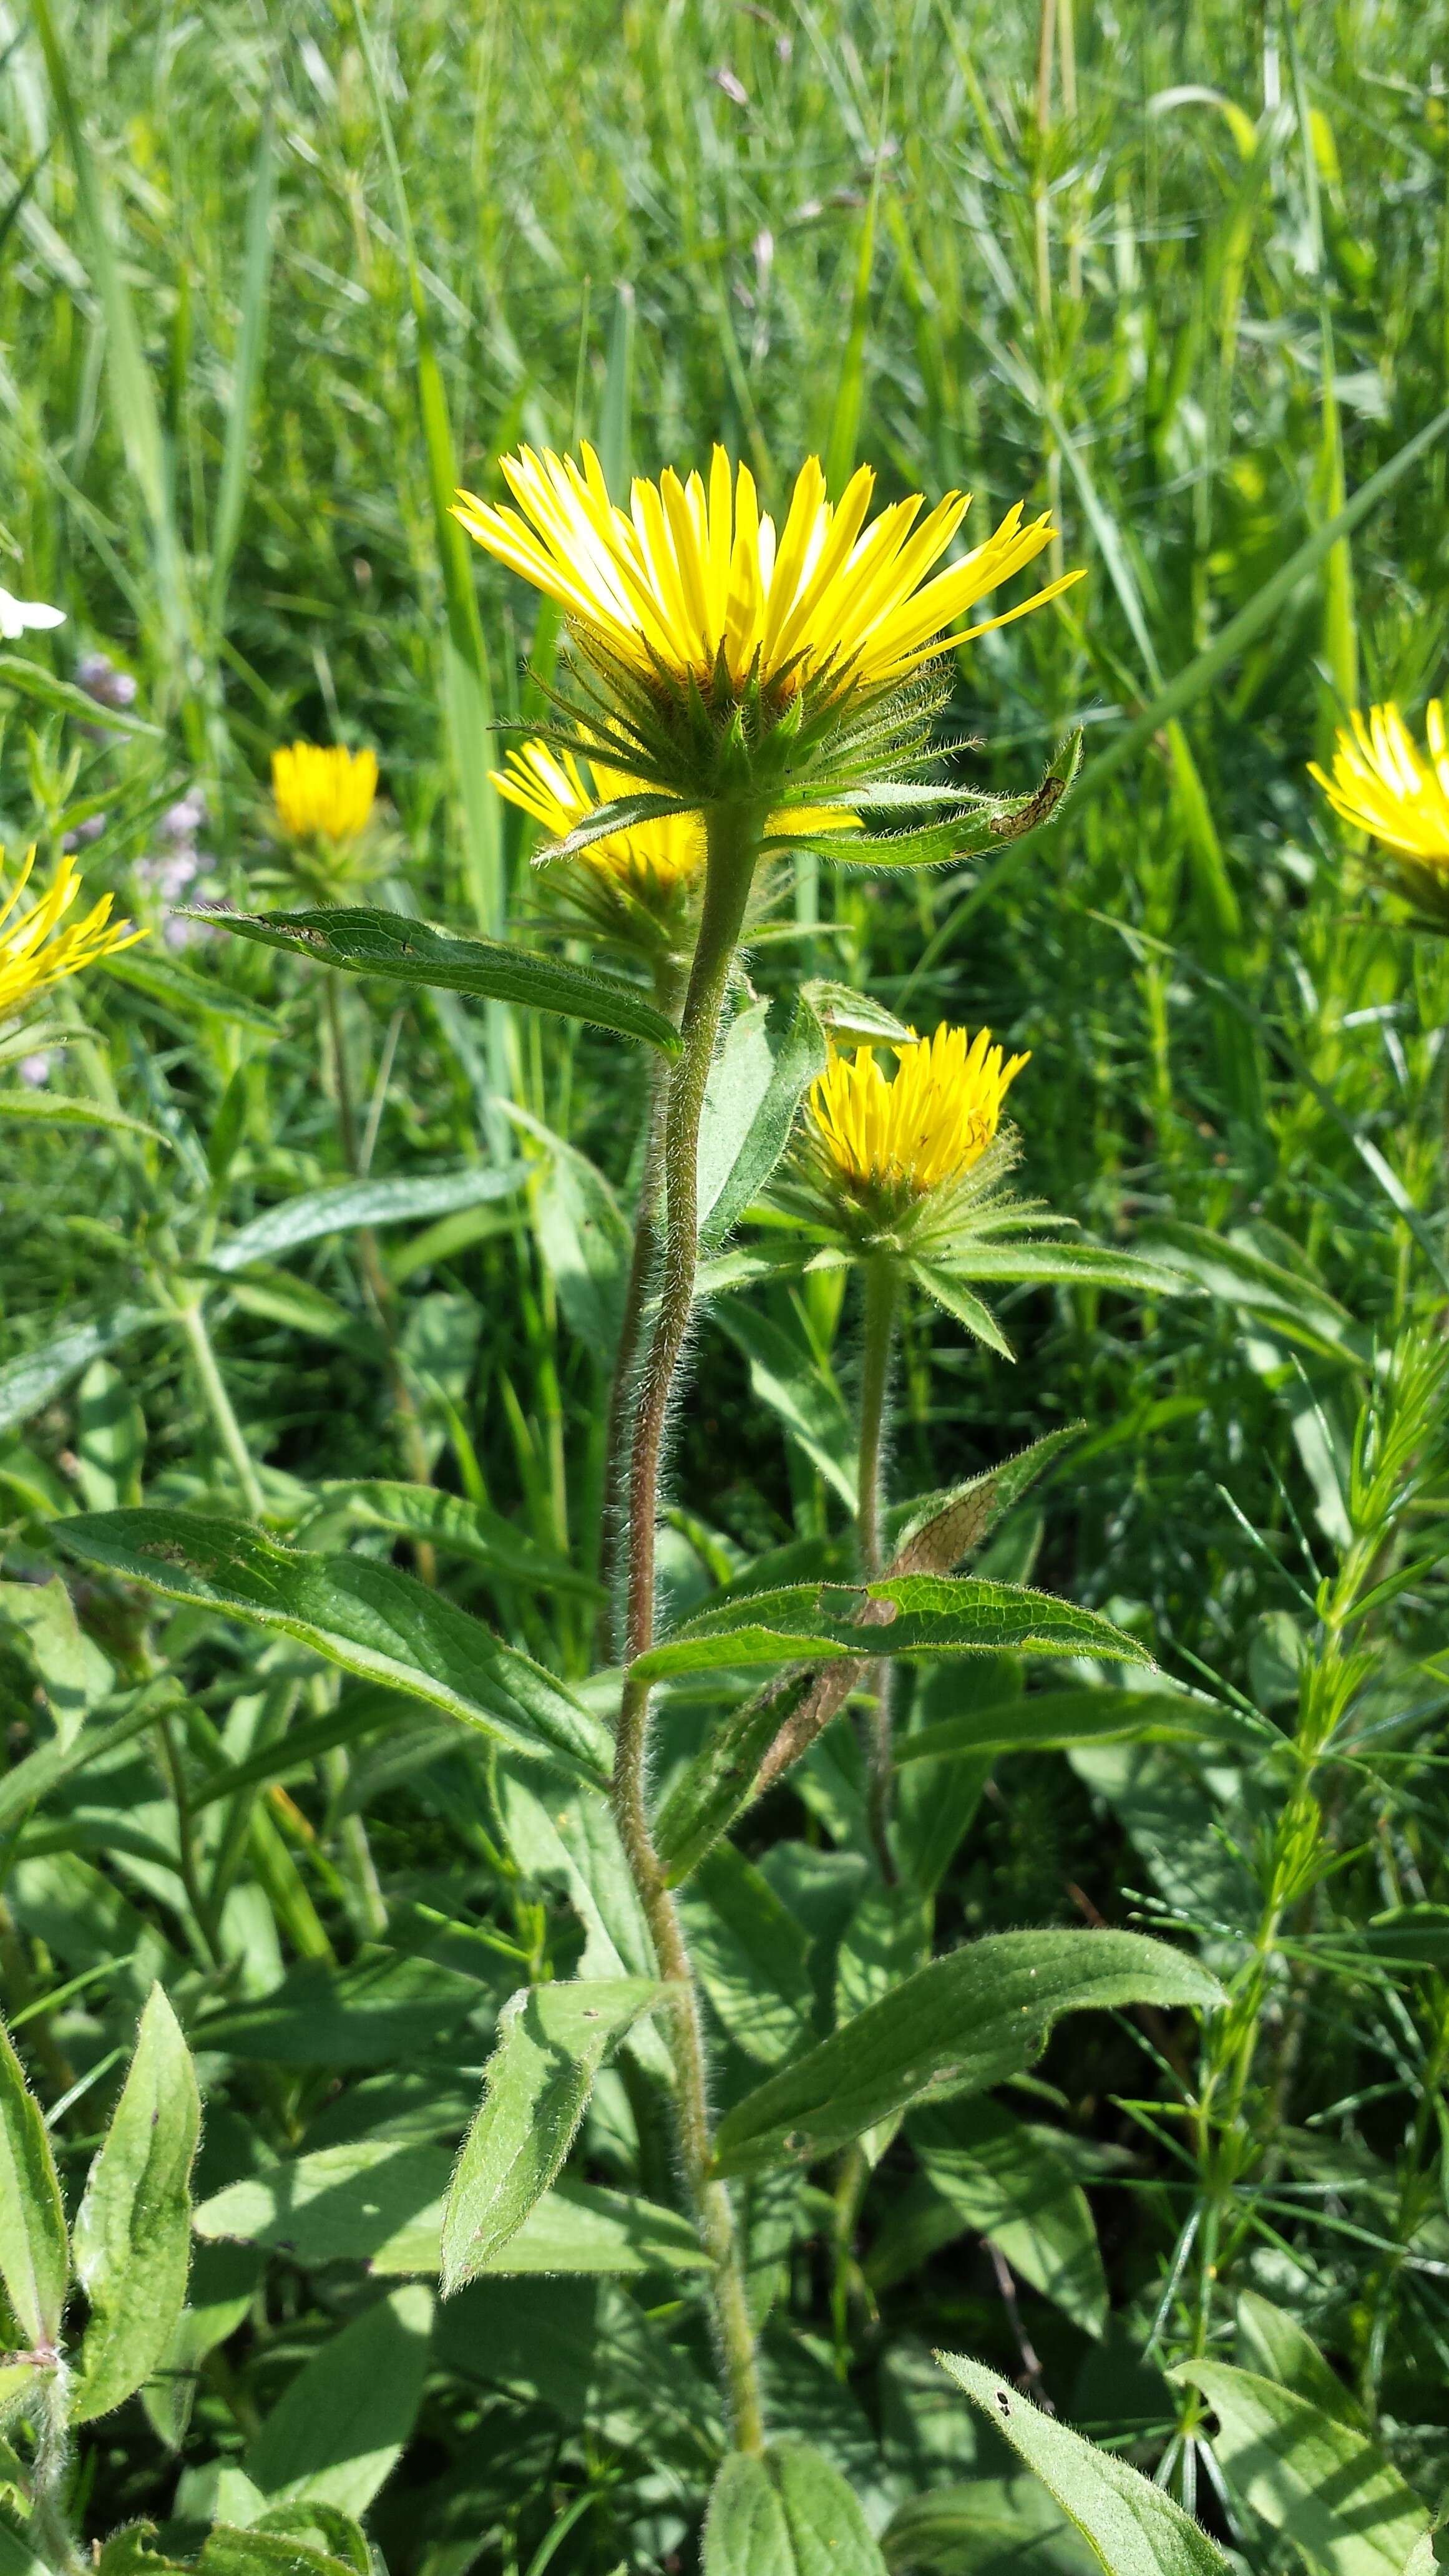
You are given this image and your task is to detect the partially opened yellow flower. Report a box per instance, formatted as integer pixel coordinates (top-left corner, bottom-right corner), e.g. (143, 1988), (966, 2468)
(809, 1023), (1030, 1202)
(1309, 703), (1449, 866)
(494, 743), (705, 895)
(0, 847), (145, 1025)
(494, 739), (860, 900)
(456, 446), (1078, 713)
(272, 742), (379, 846)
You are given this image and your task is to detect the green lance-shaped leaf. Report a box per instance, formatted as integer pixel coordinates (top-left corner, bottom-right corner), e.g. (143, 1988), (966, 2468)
(102, 945), (286, 1037)
(1169, 2358), (1430, 2576)
(633, 1573), (1151, 1684)
(0, 1696), (165, 1840)
(908, 1241), (1186, 1362)
(0, 1305), (156, 1440)
(0, 650), (162, 739)
(700, 991), (829, 1250)
(207, 1165), (524, 1274)
(654, 1430), (1087, 1885)
(440, 1979), (666, 2294)
(56, 1510), (610, 1785)
(438, 2179), (706, 2281)
(0, 2012), (69, 2347)
(538, 788), (701, 861)
(903, 2100), (1108, 2338)
(654, 1671), (817, 1889)
(197, 2507), (371, 2576)
(775, 732), (1085, 870)
(300, 1480), (598, 1598)
(1234, 2292), (1370, 2431)
(887, 1427), (1084, 1576)
(939, 2353), (1229, 2576)
(245, 2281), (433, 2514)
(195, 2140), (707, 2279)
(801, 979), (914, 1045)
(895, 1685), (1261, 1766)
(704, 2441), (889, 2576)
(712, 1930), (1222, 2178)
(680, 1842), (816, 2067)
(0, 1093), (169, 1144)
(71, 1984), (201, 2421)
(879, 2478), (1101, 2576)
(206, 905), (681, 1054)
(0, 1573), (113, 1749)
(1139, 1222), (1367, 1367)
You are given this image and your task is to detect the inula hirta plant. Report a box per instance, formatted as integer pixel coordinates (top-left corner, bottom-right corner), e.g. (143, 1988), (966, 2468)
(806, 1023), (1030, 1209)
(270, 740), (382, 895)
(444, 443), (1120, 2456)
(456, 444), (1081, 814)
(456, 445), (1074, 708)
(0, 847), (142, 1024)
(1311, 700), (1449, 925)
(272, 739), (379, 844)
(41, 438), (1214, 2552)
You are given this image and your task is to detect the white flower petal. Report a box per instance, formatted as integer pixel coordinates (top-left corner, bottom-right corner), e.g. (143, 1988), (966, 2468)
(0, 585), (66, 638)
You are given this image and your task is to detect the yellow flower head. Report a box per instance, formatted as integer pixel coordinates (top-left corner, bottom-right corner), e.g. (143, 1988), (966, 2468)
(494, 740), (861, 902)
(271, 742), (379, 845)
(1309, 703), (1449, 867)
(455, 444), (1079, 712)
(0, 847), (145, 1025)
(809, 1023), (1030, 1201)
(493, 743), (704, 895)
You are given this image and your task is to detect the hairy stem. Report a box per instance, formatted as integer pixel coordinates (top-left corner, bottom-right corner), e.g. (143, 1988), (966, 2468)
(857, 1251), (900, 1876)
(28, 2368), (85, 2576)
(622, 809), (759, 1664)
(598, 955), (685, 1647)
(611, 798), (765, 2454)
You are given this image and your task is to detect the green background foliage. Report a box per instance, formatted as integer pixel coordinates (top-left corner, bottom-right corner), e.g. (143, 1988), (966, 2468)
(1, 1), (1448, 2572)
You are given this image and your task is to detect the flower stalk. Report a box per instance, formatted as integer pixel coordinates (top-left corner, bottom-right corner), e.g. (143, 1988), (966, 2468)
(28, 2365), (85, 2576)
(173, 1290), (266, 1522)
(323, 968), (436, 1579)
(856, 1249), (901, 1875)
(597, 951), (688, 1639)
(611, 794), (767, 2454)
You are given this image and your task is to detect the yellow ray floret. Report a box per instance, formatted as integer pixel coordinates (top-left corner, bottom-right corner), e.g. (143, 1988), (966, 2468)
(493, 741), (860, 890)
(0, 847), (145, 1023)
(1309, 702), (1449, 865)
(456, 445), (1081, 703)
(809, 1023), (1030, 1198)
(272, 742), (379, 844)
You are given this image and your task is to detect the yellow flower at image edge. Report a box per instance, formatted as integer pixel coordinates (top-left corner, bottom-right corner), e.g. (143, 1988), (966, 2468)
(0, 847), (145, 1022)
(1309, 702), (1449, 864)
(809, 1023), (1030, 1199)
(457, 444), (1080, 708)
(272, 741), (379, 844)
(494, 740), (861, 891)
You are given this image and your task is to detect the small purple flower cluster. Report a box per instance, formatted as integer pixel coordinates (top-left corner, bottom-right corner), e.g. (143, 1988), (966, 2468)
(133, 788), (218, 950)
(75, 651), (139, 717)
